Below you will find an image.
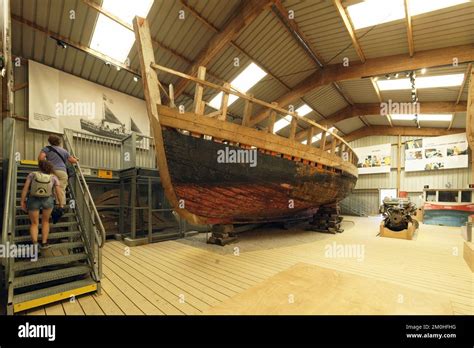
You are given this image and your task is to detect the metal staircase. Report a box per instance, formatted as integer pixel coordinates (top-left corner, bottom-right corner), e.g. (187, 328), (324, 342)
(2, 118), (105, 314)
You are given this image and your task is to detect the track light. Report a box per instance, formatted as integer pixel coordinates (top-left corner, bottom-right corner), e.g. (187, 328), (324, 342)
(105, 61), (111, 67)
(116, 66), (121, 71)
(56, 39), (67, 49)
(133, 76), (139, 82)
(421, 68), (427, 74)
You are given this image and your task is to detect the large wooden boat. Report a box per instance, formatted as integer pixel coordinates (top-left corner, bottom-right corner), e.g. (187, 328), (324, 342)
(133, 17), (359, 227)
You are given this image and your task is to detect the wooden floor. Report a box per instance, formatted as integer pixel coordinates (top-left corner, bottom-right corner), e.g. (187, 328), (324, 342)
(25, 216), (473, 315)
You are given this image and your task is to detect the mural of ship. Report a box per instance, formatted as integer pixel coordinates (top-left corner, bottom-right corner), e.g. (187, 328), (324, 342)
(80, 95), (144, 140)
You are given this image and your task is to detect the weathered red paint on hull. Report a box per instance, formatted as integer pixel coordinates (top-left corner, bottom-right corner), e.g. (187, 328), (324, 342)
(163, 129), (357, 224)
(174, 183), (320, 224)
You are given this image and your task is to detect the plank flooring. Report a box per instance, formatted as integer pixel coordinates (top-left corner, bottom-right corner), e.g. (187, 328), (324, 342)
(26, 216), (473, 315)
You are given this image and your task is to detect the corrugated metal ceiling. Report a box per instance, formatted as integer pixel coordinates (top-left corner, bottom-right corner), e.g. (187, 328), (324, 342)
(10, 0), (472, 135)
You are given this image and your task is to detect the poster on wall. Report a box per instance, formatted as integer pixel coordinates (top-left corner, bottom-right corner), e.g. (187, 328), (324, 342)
(405, 133), (468, 172)
(28, 60), (150, 140)
(354, 143), (392, 174)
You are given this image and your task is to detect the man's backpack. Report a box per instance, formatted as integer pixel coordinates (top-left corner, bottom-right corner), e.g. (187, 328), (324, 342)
(30, 172), (53, 197)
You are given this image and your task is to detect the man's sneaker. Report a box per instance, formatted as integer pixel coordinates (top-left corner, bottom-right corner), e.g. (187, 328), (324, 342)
(40, 243), (52, 257)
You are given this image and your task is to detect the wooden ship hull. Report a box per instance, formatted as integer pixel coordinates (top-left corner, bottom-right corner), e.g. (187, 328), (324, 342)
(163, 128), (356, 224)
(133, 17), (359, 228)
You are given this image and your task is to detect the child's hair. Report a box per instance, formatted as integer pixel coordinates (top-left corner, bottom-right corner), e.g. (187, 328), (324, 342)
(38, 160), (55, 174)
(48, 134), (61, 146)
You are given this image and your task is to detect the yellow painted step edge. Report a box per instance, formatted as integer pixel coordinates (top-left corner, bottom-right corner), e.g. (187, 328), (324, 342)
(20, 160), (39, 165)
(14, 283), (97, 313)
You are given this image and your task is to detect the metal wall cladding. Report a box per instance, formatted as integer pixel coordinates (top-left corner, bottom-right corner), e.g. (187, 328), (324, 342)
(282, 0), (360, 64)
(349, 135), (472, 194)
(341, 190), (380, 215)
(13, 65), (28, 117)
(412, 2), (474, 52)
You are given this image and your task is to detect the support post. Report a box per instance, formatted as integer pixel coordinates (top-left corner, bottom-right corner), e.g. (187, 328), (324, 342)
(397, 135), (401, 195)
(289, 116), (297, 140)
(467, 68), (474, 184)
(194, 66), (206, 115)
(321, 131), (327, 151)
(242, 93), (253, 126)
(131, 174), (137, 240)
(268, 102), (277, 134)
(331, 138), (337, 154)
(218, 82), (230, 121)
(306, 126), (314, 147)
(169, 84), (175, 108)
(148, 177), (152, 243)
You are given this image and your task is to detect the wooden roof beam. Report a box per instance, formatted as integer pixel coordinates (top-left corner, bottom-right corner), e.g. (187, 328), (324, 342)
(249, 44), (474, 126)
(173, 0), (274, 99)
(294, 101), (467, 141)
(333, 0), (366, 63)
(404, 0), (415, 57)
(344, 126), (465, 142)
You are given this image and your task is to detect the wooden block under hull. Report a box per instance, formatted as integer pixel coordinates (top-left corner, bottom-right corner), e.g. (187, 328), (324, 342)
(379, 222), (416, 240)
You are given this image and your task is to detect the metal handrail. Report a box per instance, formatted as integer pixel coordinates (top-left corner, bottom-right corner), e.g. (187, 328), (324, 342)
(63, 129), (106, 248)
(1, 119), (16, 287)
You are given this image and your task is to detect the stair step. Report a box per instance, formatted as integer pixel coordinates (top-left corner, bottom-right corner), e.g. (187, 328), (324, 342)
(14, 231), (81, 243)
(13, 265), (91, 288)
(14, 253), (87, 271)
(16, 212), (76, 220)
(12, 278), (97, 313)
(15, 221), (77, 231)
(14, 241), (84, 251)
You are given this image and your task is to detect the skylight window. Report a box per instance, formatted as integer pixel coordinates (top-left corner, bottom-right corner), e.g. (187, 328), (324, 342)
(346, 0), (469, 30)
(376, 74), (464, 91)
(209, 63), (267, 110)
(273, 104), (313, 133)
(302, 127), (335, 145)
(410, 0), (469, 16)
(390, 114), (453, 121)
(90, 0), (154, 63)
(346, 0), (405, 30)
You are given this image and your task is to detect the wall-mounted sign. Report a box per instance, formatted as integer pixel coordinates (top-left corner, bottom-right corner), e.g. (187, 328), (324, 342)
(28, 60), (150, 140)
(405, 133), (468, 172)
(354, 143), (392, 174)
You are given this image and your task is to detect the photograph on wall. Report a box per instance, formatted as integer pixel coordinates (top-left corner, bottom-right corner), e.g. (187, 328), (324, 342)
(405, 133), (468, 172)
(28, 60), (150, 140)
(354, 143), (392, 174)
